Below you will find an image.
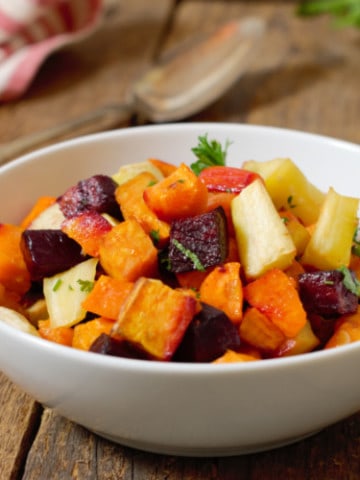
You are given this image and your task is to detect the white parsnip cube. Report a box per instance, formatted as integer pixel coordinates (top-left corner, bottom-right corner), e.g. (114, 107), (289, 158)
(44, 258), (98, 328)
(243, 158), (325, 225)
(301, 187), (359, 270)
(231, 179), (296, 279)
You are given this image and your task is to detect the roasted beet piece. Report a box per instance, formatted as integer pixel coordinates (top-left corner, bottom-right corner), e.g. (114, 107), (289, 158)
(168, 207), (228, 273)
(173, 302), (241, 363)
(58, 174), (121, 219)
(21, 229), (86, 281)
(298, 269), (358, 317)
(90, 333), (151, 360)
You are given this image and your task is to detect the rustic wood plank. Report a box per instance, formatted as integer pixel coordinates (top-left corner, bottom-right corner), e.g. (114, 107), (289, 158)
(0, 373), (42, 480)
(168, 0), (360, 143)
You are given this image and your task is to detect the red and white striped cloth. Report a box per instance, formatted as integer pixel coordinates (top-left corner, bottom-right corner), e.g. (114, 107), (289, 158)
(0, 0), (104, 102)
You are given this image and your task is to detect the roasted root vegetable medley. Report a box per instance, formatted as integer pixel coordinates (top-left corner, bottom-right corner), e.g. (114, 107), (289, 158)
(1, 134), (360, 363)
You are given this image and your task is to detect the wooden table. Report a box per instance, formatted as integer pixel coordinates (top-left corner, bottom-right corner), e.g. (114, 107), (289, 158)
(1, 1), (359, 478)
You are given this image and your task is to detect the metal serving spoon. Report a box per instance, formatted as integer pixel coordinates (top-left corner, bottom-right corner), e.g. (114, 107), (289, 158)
(0, 17), (265, 165)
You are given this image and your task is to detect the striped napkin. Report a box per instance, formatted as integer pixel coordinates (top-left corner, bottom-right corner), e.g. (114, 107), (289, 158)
(0, 0), (104, 102)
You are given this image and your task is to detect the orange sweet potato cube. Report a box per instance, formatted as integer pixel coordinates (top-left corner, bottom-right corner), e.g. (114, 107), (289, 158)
(82, 274), (134, 320)
(99, 219), (158, 282)
(213, 349), (259, 363)
(276, 320), (320, 356)
(200, 262), (243, 324)
(115, 172), (170, 247)
(62, 211), (113, 257)
(0, 223), (30, 294)
(239, 307), (286, 352)
(114, 277), (198, 360)
(244, 268), (307, 338)
(72, 317), (114, 351)
(325, 307), (360, 349)
(38, 319), (74, 347)
(143, 163), (208, 222)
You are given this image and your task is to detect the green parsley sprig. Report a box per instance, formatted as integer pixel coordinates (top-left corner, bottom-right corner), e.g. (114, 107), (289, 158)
(298, 0), (360, 28)
(190, 134), (231, 175)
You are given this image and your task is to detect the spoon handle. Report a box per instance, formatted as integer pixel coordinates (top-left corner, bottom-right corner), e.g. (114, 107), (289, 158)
(0, 103), (133, 167)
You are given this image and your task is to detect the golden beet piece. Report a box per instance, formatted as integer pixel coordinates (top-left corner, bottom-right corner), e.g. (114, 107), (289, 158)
(114, 277), (198, 360)
(325, 307), (360, 349)
(143, 163), (208, 222)
(38, 319), (74, 347)
(200, 262), (243, 324)
(115, 172), (170, 247)
(20, 196), (56, 229)
(244, 268), (307, 338)
(99, 220), (158, 282)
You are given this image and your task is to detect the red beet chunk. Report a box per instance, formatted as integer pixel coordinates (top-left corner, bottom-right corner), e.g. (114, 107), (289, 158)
(173, 303), (241, 363)
(58, 175), (121, 219)
(90, 333), (151, 360)
(21, 229), (86, 281)
(168, 207), (228, 273)
(298, 269), (358, 317)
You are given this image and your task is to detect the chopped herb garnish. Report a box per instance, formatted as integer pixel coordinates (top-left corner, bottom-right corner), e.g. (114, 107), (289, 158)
(297, 0), (360, 29)
(77, 279), (94, 293)
(352, 225), (360, 257)
(282, 216), (290, 225)
(338, 265), (360, 296)
(190, 134), (231, 175)
(53, 278), (63, 292)
(147, 180), (157, 187)
(287, 195), (297, 209)
(172, 239), (206, 272)
(150, 229), (160, 245)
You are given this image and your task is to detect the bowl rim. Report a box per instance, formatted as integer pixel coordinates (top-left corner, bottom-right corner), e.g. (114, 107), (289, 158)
(1, 122), (359, 375)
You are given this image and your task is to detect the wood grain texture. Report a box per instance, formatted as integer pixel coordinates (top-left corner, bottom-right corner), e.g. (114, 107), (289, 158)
(0, 0), (359, 479)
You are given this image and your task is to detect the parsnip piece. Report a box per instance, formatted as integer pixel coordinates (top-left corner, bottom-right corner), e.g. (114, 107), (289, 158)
(112, 161), (163, 185)
(29, 202), (65, 230)
(243, 158), (325, 225)
(44, 258), (98, 328)
(301, 187), (359, 270)
(0, 306), (40, 336)
(231, 179), (296, 279)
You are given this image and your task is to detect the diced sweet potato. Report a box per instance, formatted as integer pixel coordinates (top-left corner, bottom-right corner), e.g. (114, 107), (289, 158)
(239, 307), (286, 352)
(82, 274), (134, 320)
(61, 211), (113, 257)
(143, 163), (208, 222)
(38, 319), (74, 347)
(213, 349), (259, 363)
(113, 277), (198, 360)
(20, 196), (56, 229)
(206, 192), (236, 236)
(244, 268), (307, 338)
(0, 224), (31, 294)
(115, 172), (170, 247)
(176, 269), (211, 291)
(325, 307), (360, 349)
(200, 262), (243, 324)
(72, 317), (114, 351)
(99, 220), (158, 282)
(301, 187), (359, 270)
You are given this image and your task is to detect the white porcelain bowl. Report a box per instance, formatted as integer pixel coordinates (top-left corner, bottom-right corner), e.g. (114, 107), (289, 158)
(0, 124), (359, 457)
